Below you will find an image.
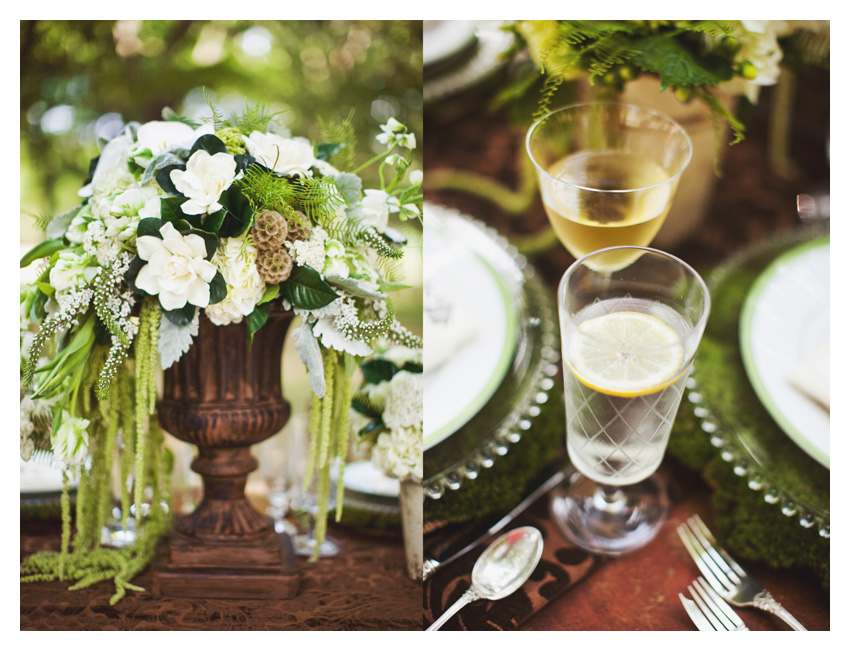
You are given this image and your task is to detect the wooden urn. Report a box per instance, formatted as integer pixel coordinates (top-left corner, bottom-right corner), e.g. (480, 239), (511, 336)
(152, 306), (300, 599)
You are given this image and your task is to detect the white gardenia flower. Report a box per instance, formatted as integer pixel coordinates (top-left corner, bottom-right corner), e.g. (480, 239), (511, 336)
(243, 131), (316, 177)
(51, 414), (90, 467)
(170, 150), (238, 215)
(135, 221), (217, 311)
(204, 238), (266, 326)
(347, 189), (396, 232)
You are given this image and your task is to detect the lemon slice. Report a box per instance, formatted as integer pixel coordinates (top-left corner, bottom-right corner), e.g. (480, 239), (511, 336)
(567, 311), (684, 397)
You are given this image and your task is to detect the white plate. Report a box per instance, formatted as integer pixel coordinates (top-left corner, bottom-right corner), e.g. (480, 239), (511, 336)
(341, 460), (399, 498)
(423, 20), (478, 68)
(739, 237), (830, 468)
(423, 208), (522, 451)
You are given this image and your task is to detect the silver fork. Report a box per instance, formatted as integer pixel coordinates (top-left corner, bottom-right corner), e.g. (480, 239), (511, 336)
(680, 577), (749, 631)
(677, 514), (807, 631)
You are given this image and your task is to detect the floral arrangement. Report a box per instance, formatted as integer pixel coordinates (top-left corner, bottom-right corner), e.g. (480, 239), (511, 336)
(510, 20), (829, 144)
(352, 346), (423, 484)
(19, 99), (422, 600)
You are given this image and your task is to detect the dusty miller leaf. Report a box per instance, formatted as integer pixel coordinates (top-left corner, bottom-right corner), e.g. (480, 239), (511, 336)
(158, 312), (199, 370)
(291, 318), (326, 398)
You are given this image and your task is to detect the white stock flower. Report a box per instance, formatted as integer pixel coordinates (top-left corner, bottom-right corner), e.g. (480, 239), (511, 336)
(170, 150), (238, 215)
(204, 238), (266, 326)
(135, 221), (217, 311)
(51, 414), (90, 467)
(243, 131), (316, 177)
(347, 189), (396, 232)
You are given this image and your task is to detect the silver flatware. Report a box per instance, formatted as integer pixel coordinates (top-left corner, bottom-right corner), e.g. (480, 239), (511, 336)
(680, 577), (749, 631)
(677, 514), (806, 631)
(423, 468), (565, 580)
(426, 526), (544, 631)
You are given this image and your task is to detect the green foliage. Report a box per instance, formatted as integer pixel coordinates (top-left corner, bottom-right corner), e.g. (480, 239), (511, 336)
(319, 109), (357, 173)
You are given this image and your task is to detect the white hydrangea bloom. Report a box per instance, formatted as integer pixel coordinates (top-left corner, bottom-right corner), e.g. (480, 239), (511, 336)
(204, 237), (266, 326)
(370, 428), (422, 482)
(365, 369), (423, 481)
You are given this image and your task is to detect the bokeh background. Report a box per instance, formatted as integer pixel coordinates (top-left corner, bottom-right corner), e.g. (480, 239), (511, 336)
(19, 19), (424, 496)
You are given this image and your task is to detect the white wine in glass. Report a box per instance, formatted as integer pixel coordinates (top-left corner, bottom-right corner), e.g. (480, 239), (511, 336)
(527, 103), (692, 262)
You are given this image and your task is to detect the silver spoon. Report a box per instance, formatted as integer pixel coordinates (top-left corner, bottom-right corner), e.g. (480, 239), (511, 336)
(426, 526), (544, 631)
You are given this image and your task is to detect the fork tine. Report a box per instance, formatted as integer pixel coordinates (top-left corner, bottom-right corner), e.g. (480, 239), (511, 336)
(687, 582), (725, 630)
(679, 592), (715, 631)
(690, 514), (747, 580)
(693, 578), (739, 630)
(696, 577), (747, 630)
(683, 516), (740, 588)
(677, 520), (733, 594)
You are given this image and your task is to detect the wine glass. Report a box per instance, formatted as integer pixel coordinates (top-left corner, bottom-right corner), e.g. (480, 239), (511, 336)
(551, 246), (710, 555)
(526, 102), (692, 263)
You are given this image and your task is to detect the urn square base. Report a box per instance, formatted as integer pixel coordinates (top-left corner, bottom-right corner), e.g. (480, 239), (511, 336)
(152, 528), (300, 600)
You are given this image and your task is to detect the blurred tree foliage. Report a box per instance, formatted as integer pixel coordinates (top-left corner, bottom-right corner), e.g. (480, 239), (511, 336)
(20, 20), (423, 242)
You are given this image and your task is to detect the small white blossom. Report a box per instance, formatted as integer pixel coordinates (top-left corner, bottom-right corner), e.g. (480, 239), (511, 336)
(347, 189), (397, 232)
(242, 131), (316, 177)
(204, 238), (266, 326)
(286, 226), (328, 270)
(170, 149), (238, 215)
(408, 169), (423, 186)
(49, 250), (99, 293)
(135, 221), (217, 311)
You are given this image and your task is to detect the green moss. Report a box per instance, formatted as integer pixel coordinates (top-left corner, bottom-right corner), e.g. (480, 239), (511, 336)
(424, 387), (565, 523)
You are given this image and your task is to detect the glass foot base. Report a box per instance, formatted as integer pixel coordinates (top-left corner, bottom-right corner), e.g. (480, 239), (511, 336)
(549, 470), (668, 556)
(292, 533), (340, 557)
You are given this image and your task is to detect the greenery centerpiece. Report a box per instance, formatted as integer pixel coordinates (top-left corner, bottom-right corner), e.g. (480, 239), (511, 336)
(19, 99), (422, 601)
(510, 20), (829, 143)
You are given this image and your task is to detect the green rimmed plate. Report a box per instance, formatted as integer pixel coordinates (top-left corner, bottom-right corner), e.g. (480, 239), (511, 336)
(739, 236), (829, 468)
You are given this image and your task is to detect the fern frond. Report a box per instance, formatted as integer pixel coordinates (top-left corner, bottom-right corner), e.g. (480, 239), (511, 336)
(233, 99), (281, 135)
(202, 88), (226, 132)
(318, 109), (357, 173)
(239, 165), (299, 214)
(22, 209), (52, 232)
(292, 177), (345, 225)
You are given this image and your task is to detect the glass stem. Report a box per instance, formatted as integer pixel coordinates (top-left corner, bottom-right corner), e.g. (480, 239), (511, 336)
(594, 483), (627, 513)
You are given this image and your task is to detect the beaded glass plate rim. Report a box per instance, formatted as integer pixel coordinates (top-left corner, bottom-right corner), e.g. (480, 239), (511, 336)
(686, 228), (829, 537)
(423, 204), (561, 500)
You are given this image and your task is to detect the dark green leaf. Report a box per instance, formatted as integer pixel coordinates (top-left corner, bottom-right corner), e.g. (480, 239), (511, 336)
(279, 265), (339, 310)
(361, 358), (400, 384)
(20, 239), (66, 267)
(125, 256), (145, 289)
(234, 153), (256, 174)
(158, 196), (189, 224)
(155, 164), (186, 196)
(208, 271), (227, 305)
(316, 142), (343, 162)
(358, 419), (385, 437)
(218, 184), (253, 238)
(203, 208), (227, 235)
(402, 361), (423, 374)
(163, 304), (197, 326)
(190, 134), (229, 157)
(247, 302), (270, 346)
(137, 217), (165, 238)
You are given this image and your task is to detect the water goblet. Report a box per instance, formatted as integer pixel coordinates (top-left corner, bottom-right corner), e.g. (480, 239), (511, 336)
(551, 246), (710, 555)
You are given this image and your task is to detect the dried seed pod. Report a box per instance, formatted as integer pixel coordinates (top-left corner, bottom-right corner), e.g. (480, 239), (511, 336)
(250, 210), (288, 250)
(256, 247), (294, 284)
(286, 211), (312, 242)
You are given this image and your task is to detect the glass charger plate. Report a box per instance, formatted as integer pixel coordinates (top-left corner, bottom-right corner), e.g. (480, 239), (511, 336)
(687, 225), (829, 536)
(423, 204), (560, 500)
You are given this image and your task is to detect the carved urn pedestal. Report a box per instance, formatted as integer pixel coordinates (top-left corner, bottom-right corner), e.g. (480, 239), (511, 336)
(152, 308), (300, 600)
